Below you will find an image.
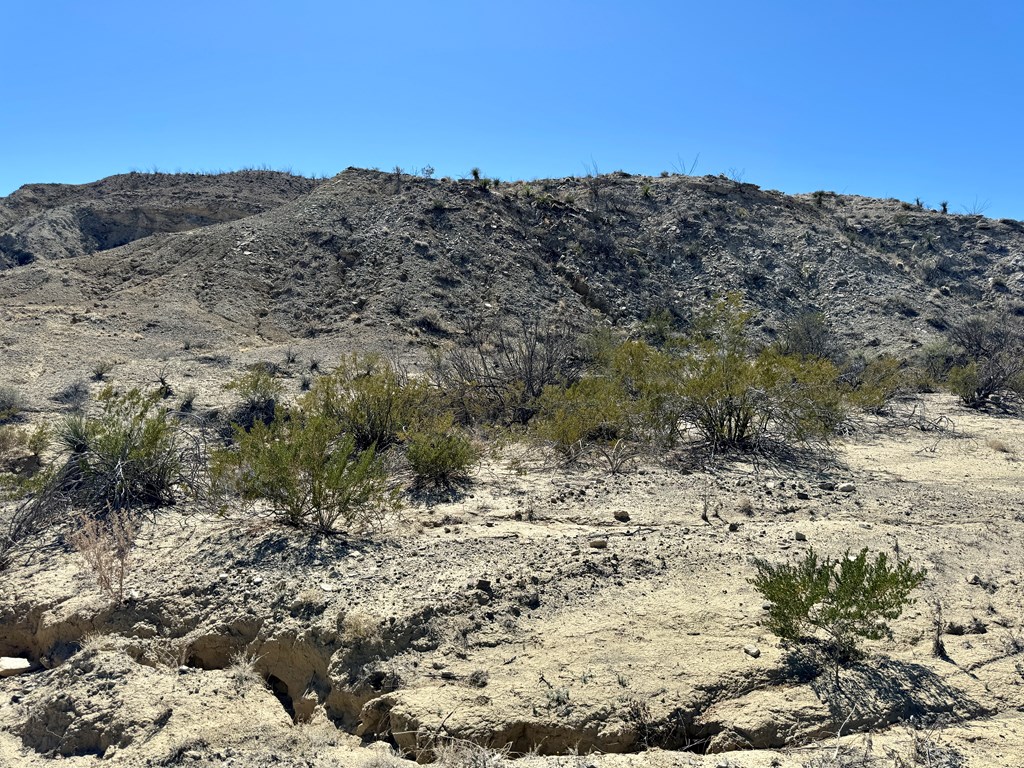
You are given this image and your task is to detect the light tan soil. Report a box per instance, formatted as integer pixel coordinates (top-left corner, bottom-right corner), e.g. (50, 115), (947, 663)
(2, 391), (1023, 767)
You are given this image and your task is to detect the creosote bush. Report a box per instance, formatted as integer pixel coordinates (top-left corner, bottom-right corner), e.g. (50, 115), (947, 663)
(945, 311), (1024, 408)
(212, 408), (399, 534)
(225, 368), (283, 430)
(404, 415), (479, 487)
(305, 354), (433, 451)
(751, 547), (926, 660)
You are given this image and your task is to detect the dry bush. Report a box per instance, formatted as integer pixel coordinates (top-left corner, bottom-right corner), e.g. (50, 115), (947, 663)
(70, 508), (136, 605)
(432, 319), (582, 425)
(341, 610), (382, 646)
(0, 384), (23, 424)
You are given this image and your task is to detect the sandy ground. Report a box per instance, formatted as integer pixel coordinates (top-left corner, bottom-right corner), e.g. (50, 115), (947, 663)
(2, 382), (1023, 767)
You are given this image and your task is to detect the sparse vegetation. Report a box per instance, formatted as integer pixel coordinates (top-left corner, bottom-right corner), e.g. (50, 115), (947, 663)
(71, 507), (136, 605)
(945, 311), (1024, 408)
(751, 547), (926, 660)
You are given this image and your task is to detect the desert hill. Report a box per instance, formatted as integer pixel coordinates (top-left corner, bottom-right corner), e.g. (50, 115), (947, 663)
(2, 168), (1022, 366)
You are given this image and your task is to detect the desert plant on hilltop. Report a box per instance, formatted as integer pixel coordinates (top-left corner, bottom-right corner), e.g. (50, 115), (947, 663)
(944, 311), (1024, 408)
(751, 547), (926, 660)
(212, 408), (399, 534)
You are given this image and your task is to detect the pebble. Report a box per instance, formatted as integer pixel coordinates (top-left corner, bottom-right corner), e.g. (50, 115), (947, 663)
(743, 645), (761, 659)
(614, 510), (630, 522)
(837, 483), (856, 493)
(588, 538), (608, 549)
(0, 657), (32, 677)
(819, 481), (837, 491)
(728, 522), (740, 532)
(796, 491), (810, 500)
(795, 531), (807, 542)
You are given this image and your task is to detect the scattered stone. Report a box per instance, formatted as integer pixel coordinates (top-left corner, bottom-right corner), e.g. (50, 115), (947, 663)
(218, 572), (229, 583)
(837, 483), (856, 493)
(795, 531), (807, 542)
(728, 522), (740, 532)
(320, 582), (338, 592)
(588, 538), (608, 549)
(796, 491), (810, 500)
(613, 510), (630, 522)
(819, 481), (836, 491)
(743, 645), (761, 659)
(0, 657), (31, 677)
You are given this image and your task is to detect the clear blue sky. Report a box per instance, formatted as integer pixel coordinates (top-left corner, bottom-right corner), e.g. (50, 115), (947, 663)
(4, 1), (1023, 219)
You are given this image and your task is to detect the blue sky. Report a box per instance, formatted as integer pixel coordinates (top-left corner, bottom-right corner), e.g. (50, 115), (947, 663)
(4, 1), (1023, 218)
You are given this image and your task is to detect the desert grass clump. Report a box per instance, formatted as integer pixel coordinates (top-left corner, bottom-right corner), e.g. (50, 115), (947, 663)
(212, 407), (399, 534)
(52, 379), (89, 410)
(50, 387), (203, 514)
(70, 507), (137, 605)
(91, 360), (114, 382)
(0, 385), (23, 424)
(751, 547), (926, 660)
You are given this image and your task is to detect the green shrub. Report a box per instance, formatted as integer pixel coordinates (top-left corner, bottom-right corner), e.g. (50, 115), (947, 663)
(304, 354), (433, 451)
(225, 368), (284, 429)
(213, 408), (398, 533)
(845, 355), (907, 413)
(751, 547), (926, 659)
(677, 300), (845, 453)
(534, 376), (633, 459)
(775, 312), (840, 362)
(404, 415), (479, 487)
(945, 312), (1024, 407)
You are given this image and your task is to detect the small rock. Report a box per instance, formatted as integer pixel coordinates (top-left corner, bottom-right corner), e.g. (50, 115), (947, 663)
(320, 582), (338, 592)
(819, 481), (836, 491)
(177, 665), (190, 675)
(476, 579), (493, 593)
(588, 538), (608, 549)
(743, 645), (761, 659)
(837, 483), (856, 493)
(0, 657), (32, 678)
(440, 671), (457, 680)
(967, 574), (981, 585)
(795, 531), (807, 542)
(796, 491), (810, 500)
(218, 573), (229, 583)
(728, 522), (740, 532)
(613, 510), (630, 523)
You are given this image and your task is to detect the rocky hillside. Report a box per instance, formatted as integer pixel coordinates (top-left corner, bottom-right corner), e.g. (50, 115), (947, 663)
(0, 170), (323, 269)
(2, 167), (1023, 360)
